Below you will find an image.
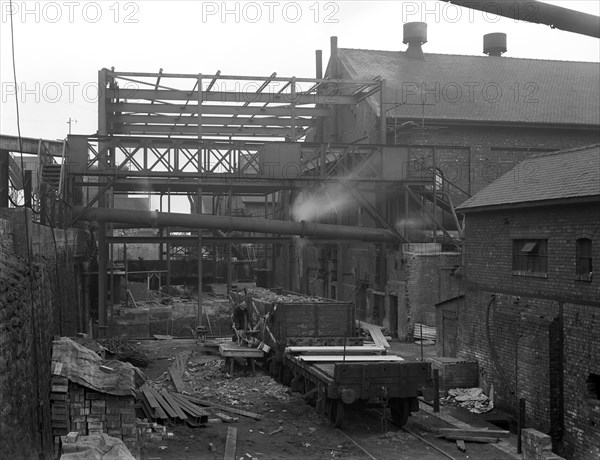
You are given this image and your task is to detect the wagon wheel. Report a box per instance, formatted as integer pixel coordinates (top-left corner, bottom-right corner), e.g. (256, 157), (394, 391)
(330, 399), (344, 428)
(390, 398), (410, 427)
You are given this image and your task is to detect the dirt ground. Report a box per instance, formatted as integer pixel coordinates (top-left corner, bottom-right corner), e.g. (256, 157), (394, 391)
(134, 339), (517, 460)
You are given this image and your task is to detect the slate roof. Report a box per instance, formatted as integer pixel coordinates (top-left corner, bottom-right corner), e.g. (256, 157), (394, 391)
(456, 144), (600, 212)
(337, 48), (600, 126)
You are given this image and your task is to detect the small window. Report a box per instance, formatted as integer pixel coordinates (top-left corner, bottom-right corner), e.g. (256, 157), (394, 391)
(576, 238), (593, 281)
(512, 239), (548, 277)
(587, 374), (600, 400)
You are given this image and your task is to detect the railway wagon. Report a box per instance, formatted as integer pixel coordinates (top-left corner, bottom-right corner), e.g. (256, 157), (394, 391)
(229, 288), (433, 427)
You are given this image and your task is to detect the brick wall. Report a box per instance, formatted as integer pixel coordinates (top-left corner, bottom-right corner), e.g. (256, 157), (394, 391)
(563, 303), (600, 460)
(459, 203), (600, 459)
(393, 125), (599, 206)
(402, 248), (461, 328)
(0, 212), (82, 459)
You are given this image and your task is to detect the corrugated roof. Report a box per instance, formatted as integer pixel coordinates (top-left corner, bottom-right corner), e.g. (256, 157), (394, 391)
(456, 144), (600, 211)
(338, 48), (600, 126)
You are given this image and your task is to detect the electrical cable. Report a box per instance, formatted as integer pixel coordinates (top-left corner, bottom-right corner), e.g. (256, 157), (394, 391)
(8, 0), (46, 454)
(485, 295), (516, 395)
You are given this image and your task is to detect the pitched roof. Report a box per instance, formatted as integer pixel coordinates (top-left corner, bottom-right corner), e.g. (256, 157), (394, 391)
(456, 144), (600, 211)
(337, 48), (600, 126)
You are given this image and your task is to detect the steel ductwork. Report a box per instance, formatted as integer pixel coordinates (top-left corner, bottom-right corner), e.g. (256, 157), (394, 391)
(74, 207), (399, 243)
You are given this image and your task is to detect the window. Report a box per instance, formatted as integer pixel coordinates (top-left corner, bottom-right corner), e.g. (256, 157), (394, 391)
(587, 373), (600, 400)
(512, 239), (548, 277)
(576, 238), (593, 281)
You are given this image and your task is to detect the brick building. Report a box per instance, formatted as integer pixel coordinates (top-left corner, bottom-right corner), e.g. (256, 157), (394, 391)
(283, 26), (600, 338)
(456, 145), (600, 460)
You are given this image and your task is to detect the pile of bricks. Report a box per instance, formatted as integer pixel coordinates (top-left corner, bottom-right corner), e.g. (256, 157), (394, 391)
(50, 375), (139, 457)
(521, 428), (565, 460)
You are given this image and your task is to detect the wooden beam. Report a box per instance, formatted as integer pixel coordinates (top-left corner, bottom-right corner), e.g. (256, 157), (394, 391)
(180, 395), (262, 420)
(438, 428), (509, 439)
(224, 427), (237, 460)
(357, 321), (391, 349)
(286, 346), (385, 354)
(297, 355), (403, 362)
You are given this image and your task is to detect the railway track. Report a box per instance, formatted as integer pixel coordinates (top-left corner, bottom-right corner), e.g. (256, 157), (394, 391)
(328, 407), (460, 460)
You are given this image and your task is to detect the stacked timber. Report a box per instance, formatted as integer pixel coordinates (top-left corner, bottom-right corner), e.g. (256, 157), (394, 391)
(414, 323), (436, 342)
(138, 384), (209, 426)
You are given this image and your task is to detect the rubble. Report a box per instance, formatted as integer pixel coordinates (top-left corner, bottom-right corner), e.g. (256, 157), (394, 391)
(443, 387), (494, 414)
(243, 287), (331, 304)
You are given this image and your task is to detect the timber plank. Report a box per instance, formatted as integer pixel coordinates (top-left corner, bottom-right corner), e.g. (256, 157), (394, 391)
(181, 395), (262, 420)
(440, 435), (499, 443)
(169, 393), (210, 419)
(438, 428), (509, 439)
(224, 426), (237, 460)
(357, 321), (390, 349)
(298, 355), (403, 362)
(140, 384), (160, 409)
(286, 346), (384, 354)
(168, 352), (189, 393)
(215, 412), (237, 423)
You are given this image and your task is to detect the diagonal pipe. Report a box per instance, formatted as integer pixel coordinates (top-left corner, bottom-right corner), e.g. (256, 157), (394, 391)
(74, 206), (398, 243)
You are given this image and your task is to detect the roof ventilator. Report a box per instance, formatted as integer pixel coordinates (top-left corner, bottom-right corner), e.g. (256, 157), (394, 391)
(483, 33), (507, 56)
(403, 22), (427, 60)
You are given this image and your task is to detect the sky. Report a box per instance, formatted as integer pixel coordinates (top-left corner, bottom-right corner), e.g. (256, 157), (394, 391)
(0, 0), (599, 141)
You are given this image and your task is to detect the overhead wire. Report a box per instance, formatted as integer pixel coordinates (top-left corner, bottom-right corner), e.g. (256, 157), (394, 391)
(7, 0), (46, 454)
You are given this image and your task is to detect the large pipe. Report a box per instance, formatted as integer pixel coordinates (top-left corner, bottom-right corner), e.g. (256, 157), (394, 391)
(440, 1), (600, 38)
(74, 206), (399, 243)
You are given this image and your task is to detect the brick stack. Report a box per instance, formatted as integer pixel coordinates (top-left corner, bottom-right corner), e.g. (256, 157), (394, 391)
(521, 429), (566, 460)
(50, 375), (70, 454)
(50, 377), (139, 456)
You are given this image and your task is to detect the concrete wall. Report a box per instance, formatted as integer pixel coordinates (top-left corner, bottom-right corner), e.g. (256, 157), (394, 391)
(0, 210), (83, 459)
(459, 203), (600, 459)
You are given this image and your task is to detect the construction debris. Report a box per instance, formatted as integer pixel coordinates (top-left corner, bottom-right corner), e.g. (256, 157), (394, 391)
(443, 388), (494, 414)
(97, 336), (152, 368)
(243, 287), (330, 304)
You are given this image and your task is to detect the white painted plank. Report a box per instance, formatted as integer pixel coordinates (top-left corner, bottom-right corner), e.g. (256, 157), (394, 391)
(298, 355), (404, 362)
(286, 346), (385, 354)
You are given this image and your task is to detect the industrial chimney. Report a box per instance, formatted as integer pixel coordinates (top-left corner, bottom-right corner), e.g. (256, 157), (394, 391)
(483, 33), (507, 56)
(403, 22), (427, 60)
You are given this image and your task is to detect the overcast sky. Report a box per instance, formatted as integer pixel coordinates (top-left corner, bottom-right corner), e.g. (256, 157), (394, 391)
(1, 0), (599, 141)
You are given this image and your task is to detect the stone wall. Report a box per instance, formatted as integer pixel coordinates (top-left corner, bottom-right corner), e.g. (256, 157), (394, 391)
(0, 210), (82, 459)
